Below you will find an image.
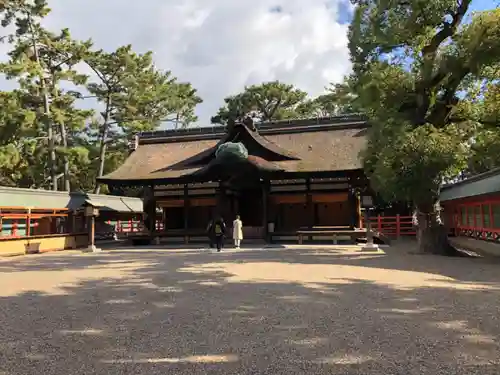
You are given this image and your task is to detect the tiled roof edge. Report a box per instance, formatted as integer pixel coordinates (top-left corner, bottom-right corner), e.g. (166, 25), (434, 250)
(0, 186), (143, 203)
(441, 167), (500, 191)
(137, 114), (368, 145)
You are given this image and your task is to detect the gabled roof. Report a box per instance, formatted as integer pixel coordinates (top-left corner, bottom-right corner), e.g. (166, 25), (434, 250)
(190, 154), (284, 182)
(180, 122), (301, 167)
(99, 114), (369, 184)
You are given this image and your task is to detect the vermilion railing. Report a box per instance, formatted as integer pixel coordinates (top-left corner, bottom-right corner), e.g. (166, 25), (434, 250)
(447, 198), (500, 242)
(361, 215), (416, 238)
(113, 216), (416, 238)
(0, 207), (69, 239)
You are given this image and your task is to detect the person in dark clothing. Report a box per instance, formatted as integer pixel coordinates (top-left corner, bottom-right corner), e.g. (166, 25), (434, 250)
(212, 217), (226, 252)
(206, 219), (215, 248)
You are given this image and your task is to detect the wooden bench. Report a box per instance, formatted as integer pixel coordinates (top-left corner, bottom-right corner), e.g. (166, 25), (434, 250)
(296, 228), (367, 245)
(299, 226), (354, 232)
(128, 230), (212, 246)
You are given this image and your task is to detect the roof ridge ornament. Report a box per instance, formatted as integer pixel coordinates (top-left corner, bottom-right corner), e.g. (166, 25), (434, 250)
(243, 116), (258, 132)
(215, 142), (249, 162)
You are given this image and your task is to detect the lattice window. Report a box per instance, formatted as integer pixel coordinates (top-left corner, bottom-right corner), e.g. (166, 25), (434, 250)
(492, 205), (500, 229)
(460, 207), (467, 226)
(468, 207), (475, 227)
(482, 204), (491, 228)
(474, 206), (482, 228)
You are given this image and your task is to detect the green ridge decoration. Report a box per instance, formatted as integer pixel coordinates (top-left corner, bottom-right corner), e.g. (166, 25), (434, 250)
(215, 142), (249, 162)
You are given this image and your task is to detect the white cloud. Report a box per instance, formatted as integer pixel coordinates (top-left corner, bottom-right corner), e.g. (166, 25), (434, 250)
(7, 0), (353, 125)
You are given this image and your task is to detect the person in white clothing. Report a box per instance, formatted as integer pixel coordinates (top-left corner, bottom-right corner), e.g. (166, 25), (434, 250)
(232, 215), (243, 249)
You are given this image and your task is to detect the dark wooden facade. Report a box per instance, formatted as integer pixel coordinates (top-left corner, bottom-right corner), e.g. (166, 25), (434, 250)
(146, 176), (364, 240)
(99, 115), (370, 242)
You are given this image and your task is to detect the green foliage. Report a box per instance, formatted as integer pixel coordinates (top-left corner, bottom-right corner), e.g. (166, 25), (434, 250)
(481, 81), (500, 125)
(212, 80), (363, 126)
(211, 81), (309, 125)
(297, 82), (361, 117)
(349, 1), (500, 209)
(0, 1), (203, 193)
(366, 124), (468, 205)
(85, 45), (203, 192)
(468, 129), (500, 174)
(168, 83), (203, 128)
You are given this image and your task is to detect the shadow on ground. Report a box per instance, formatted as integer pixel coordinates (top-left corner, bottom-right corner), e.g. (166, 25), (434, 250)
(1, 246), (500, 374)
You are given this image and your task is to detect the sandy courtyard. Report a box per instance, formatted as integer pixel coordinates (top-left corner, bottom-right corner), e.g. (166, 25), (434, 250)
(0, 245), (499, 374)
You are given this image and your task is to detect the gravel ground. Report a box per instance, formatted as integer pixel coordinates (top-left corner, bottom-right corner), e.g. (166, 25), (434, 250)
(0, 244), (499, 375)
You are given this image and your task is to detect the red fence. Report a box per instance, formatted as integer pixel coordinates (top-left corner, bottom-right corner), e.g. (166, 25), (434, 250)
(113, 216), (415, 238)
(448, 198), (500, 242)
(361, 215), (416, 238)
(0, 207), (69, 239)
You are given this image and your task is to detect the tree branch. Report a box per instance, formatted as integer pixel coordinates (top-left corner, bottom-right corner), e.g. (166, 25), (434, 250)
(421, 0), (471, 73)
(412, 0), (472, 123)
(267, 97), (283, 120)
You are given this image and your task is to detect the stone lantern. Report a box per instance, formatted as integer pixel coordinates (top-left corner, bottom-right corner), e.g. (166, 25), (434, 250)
(82, 199), (102, 253)
(361, 195), (380, 252)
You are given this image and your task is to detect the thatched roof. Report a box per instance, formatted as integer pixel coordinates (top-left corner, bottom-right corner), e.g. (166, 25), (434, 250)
(99, 115), (369, 184)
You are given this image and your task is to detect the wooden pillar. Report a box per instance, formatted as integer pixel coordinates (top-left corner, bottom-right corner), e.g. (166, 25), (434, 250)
(349, 188), (362, 229)
(183, 184), (189, 244)
(216, 182), (225, 220)
(356, 192), (362, 228)
(162, 207), (167, 232)
(233, 191), (239, 217)
(262, 181), (269, 241)
(89, 215), (96, 248)
(306, 178), (313, 228)
(26, 208), (31, 237)
(143, 185), (156, 238)
(150, 185), (157, 236)
(70, 210), (76, 233)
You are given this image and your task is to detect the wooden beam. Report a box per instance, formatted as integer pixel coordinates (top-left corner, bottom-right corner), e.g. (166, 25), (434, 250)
(311, 192), (348, 203)
(270, 195), (307, 204)
(158, 200), (185, 207)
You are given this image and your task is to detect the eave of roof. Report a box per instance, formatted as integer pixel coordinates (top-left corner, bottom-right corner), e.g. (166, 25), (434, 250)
(440, 168), (500, 202)
(441, 167), (500, 191)
(0, 186), (143, 212)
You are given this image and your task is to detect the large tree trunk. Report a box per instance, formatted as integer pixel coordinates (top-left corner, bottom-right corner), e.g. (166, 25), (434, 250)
(53, 82), (71, 192)
(93, 96), (112, 194)
(28, 15), (57, 190)
(415, 201), (460, 256)
(60, 121), (71, 191)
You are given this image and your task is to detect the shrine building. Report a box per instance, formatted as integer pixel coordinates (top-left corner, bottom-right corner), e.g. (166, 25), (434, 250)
(99, 115), (370, 243)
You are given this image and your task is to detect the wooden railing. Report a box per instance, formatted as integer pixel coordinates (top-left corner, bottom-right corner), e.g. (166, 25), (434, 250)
(112, 216), (416, 239)
(0, 207), (70, 239)
(108, 220), (163, 233)
(361, 215), (416, 238)
(448, 199), (500, 242)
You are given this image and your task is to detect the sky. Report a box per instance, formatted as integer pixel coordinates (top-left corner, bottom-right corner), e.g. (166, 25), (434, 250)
(0, 0), (497, 126)
(41, 0), (354, 126)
